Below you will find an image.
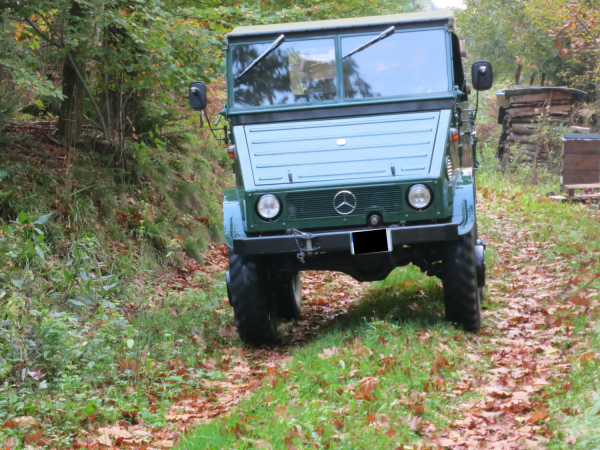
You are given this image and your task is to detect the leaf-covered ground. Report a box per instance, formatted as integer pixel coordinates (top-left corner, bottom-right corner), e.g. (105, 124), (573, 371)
(177, 170), (599, 449)
(16, 164), (596, 450)
(4, 144), (600, 449)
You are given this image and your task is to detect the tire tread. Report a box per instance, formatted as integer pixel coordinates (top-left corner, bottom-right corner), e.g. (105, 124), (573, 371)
(442, 227), (482, 331)
(228, 253), (277, 345)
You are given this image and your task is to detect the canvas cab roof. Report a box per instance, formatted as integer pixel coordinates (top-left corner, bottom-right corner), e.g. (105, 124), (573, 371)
(228, 10), (454, 38)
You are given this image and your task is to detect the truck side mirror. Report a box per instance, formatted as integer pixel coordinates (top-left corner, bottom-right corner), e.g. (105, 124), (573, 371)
(189, 82), (207, 111)
(471, 61), (493, 91)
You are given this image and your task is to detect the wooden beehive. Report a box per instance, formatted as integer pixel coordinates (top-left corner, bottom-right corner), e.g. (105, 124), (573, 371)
(562, 134), (600, 186)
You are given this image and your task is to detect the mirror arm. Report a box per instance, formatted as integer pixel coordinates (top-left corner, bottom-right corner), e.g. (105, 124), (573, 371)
(202, 110), (229, 145)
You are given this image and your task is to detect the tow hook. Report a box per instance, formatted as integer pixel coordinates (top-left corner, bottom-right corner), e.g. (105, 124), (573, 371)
(289, 228), (313, 264)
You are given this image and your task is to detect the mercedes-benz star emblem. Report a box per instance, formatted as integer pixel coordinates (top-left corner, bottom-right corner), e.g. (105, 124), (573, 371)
(333, 190), (357, 215)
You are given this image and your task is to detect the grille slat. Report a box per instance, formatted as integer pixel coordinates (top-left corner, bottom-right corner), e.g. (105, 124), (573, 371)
(286, 186), (402, 220)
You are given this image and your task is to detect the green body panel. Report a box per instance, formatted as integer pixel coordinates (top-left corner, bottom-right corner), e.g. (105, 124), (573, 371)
(224, 187), (247, 247)
(244, 112), (441, 186)
(229, 110), (453, 235)
(451, 168), (476, 235)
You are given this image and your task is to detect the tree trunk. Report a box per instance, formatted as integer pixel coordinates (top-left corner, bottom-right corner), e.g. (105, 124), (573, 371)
(0, 13), (5, 94)
(57, 1), (86, 147)
(103, 22), (145, 147)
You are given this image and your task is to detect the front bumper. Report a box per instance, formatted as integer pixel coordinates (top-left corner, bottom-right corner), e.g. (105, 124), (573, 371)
(233, 223), (458, 256)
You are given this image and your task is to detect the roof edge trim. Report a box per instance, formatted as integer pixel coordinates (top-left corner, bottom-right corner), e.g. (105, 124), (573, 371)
(227, 10), (454, 38)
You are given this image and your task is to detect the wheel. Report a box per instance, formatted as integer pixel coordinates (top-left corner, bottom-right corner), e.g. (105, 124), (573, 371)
(228, 253), (278, 345)
(442, 225), (482, 332)
(271, 272), (302, 320)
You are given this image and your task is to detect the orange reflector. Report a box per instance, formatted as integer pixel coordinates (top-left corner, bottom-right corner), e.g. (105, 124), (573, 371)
(451, 128), (459, 143)
(228, 145), (235, 160)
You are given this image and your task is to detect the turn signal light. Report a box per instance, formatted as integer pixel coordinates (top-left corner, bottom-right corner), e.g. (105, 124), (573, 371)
(451, 128), (459, 143)
(228, 145), (235, 160)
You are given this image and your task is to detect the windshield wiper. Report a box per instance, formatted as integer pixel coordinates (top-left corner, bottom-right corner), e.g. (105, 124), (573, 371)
(342, 26), (396, 59)
(237, 34), (285, 79)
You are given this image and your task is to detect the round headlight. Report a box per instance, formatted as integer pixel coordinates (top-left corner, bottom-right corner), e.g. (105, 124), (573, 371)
(256, 194), (281, 220)
(407, 184), (433, 210)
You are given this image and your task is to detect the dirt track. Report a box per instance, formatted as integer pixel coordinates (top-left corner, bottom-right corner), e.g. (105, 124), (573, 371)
(89, 191), (600, 449)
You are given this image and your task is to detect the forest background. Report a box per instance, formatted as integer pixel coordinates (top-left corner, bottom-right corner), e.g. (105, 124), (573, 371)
(0, 0), (599, 448)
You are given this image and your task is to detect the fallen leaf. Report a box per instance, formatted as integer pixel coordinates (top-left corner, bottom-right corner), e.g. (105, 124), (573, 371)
(512, 391), (529, 402)
(579, 351), (596, 361)
(97, 434), (112, 446)
(217, 325), (237, 338)
(11, 416), (38, 430)
(570, 293), (590, 307)
(529, 409), (550, 422)
(318, 347), (339, 359)
(565, 434), (578, 444)
(332, 418), (344, 429)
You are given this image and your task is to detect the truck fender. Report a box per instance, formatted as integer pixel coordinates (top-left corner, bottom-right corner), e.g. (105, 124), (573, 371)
(452, 168), (476, 235)
(223, 187), (247, 249)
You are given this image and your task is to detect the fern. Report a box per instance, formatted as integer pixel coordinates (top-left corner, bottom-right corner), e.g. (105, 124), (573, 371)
(0, 165), (23, 182)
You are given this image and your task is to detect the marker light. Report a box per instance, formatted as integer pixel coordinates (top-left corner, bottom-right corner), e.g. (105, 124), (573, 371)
(451, 128), (459, 143)
(228, 145), (236, 160)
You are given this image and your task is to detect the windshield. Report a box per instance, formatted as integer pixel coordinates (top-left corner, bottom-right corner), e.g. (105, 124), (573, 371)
(231, 39), (337, 108)
(230, 29), (450, 109)
(342, 29), (449, 99)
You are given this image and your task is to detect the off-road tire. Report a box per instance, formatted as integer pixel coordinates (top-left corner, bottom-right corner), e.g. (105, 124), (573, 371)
(271, 273), (302, 320)
(228, 253), (278, 345)
(442, 225), (482, 332)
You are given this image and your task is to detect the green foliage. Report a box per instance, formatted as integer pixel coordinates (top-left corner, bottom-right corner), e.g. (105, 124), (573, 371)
(2, 0), (422, 147)
(456, 0), (598, 95)
(456, 1), (567, 82)
(0, 145), (233, 443)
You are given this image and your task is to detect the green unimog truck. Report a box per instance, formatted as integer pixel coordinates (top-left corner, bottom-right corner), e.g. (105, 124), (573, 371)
(189, 10), (493, 345)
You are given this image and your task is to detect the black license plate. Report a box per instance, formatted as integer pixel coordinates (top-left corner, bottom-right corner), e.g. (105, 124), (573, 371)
(350, 229), (392, 255)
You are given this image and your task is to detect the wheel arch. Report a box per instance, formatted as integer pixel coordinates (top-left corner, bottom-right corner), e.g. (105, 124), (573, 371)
(452, 168), (476, 236)
(224, 187), (247, 249)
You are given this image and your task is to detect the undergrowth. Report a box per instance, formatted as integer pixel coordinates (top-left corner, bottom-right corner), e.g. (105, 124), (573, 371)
(0, 122), (233, 445)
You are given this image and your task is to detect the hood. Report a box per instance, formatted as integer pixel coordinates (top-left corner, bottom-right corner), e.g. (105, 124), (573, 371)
(242, 111), (442, 186)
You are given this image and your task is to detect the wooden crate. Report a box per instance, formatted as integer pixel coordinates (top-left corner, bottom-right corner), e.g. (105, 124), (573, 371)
(562, 134), (600, 186)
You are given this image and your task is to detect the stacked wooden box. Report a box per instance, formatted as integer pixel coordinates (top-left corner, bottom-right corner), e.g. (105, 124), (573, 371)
(562, 134), (600, 187)
(503, 88), (579, 161)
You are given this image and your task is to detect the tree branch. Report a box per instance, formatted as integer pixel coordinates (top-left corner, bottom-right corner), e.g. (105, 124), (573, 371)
(566, 5), (600, 50)
(66, 54), (111, 144)
(20, 16), (64, 48)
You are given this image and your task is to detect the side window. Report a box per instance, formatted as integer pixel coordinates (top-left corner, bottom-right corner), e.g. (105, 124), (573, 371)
(450, 33), (465, 91)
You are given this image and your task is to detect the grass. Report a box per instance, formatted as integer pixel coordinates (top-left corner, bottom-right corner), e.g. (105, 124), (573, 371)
(3, 87), (600, 448)
(0, 125), (235, 446)
(181, 267), (489, 450)
(182, 110), (600, 448)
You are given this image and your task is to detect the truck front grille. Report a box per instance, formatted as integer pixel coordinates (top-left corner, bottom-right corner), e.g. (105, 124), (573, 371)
(286, 186), (402, 220)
